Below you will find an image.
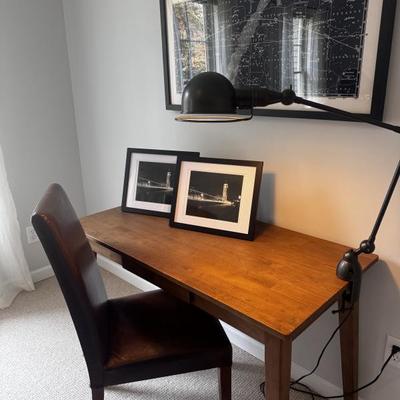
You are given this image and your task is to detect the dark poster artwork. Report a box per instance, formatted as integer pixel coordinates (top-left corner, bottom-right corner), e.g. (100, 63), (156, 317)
(136, 162), (176, 205)
(186, 171), (244, 222)
(172, 0), (368, 97)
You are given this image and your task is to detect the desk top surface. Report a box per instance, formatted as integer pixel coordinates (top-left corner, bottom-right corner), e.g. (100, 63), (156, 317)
(81, 208), (378, 338)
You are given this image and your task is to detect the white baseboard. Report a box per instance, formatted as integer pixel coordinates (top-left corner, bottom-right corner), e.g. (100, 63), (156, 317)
(219, 321), (348, 397)
(97, 255), (159, 292)
(220, 321), (264, 360)
(31, 265), (54, 283)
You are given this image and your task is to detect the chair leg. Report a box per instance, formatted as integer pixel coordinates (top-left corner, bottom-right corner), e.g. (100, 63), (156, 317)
(218, 366), (232, 400)
(91, 387), (104, 400)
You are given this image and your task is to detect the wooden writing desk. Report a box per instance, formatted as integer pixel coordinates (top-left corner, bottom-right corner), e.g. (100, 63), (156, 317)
(81, 208), (378, 400)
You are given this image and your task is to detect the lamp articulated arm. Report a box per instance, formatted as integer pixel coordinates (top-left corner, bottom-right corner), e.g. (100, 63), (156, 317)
(335, 159), (400, 307)
(294, 96), (400, 134)
(178, 72), (400, 306)
(249, 86), (400, 306)
(241, 86), (400, 134)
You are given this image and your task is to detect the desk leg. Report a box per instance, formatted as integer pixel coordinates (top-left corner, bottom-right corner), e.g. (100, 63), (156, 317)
(339, 298), (359, 400)
(264, 334), (292, 400)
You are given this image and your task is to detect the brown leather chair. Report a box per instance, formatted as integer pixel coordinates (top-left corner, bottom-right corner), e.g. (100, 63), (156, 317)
(32, 184), (232, 400)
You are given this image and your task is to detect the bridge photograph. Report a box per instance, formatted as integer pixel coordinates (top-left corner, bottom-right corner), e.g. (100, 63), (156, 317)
(135, 161), (175, 205)
(186, 171), (243, 223)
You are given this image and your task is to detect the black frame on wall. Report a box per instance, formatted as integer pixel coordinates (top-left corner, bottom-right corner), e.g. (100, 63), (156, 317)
(160, 0), (397, 122)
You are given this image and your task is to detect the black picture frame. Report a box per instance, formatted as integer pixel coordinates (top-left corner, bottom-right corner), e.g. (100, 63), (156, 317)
(122, 148), (200, 217)
(160, 0), (396, 122)
(170, 157), (263, 240)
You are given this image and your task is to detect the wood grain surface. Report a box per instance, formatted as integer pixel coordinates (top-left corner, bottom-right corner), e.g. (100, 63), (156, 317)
(81, 208), (378, 339)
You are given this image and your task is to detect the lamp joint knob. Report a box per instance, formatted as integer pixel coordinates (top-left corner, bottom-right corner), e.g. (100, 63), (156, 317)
(358, 240), (375, 254)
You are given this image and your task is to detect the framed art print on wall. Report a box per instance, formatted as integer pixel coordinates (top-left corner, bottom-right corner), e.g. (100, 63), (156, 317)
(160, 0), (396, 121)
(122, 148), (200, 217)
(170, 157), (263, 240)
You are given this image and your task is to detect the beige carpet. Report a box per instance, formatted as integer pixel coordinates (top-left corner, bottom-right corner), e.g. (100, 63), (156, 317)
(0, 270), (309, 399)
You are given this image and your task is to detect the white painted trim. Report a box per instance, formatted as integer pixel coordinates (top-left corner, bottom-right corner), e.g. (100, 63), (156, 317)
(97, 255), (159, 292)
(97, 256), (362, 399)
(31, 265), (54, 283)
(220, 321), (353, 397)
(221, 321), (264, 360)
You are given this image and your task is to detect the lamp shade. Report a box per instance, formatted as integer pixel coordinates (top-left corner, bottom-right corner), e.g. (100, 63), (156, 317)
(175, 72), (251, 122)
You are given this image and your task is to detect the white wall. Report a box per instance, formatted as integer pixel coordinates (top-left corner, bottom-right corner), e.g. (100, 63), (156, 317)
(63, 1), (400, 398)
(0, 0), (86, 271)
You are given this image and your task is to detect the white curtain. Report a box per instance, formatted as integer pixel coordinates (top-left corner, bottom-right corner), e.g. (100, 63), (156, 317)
(0, 145), (34, 309)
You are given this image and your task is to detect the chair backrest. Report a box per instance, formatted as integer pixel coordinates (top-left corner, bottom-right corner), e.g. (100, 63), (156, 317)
(32, 184), (108, 383)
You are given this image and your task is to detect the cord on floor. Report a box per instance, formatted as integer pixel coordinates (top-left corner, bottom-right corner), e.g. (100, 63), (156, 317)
(260, 347), (400, 399)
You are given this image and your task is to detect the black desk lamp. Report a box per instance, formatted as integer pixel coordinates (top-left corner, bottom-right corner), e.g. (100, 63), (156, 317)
(176, 71), (400, 307)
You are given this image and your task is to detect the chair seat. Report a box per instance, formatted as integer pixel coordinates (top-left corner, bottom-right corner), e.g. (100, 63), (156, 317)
(104, 290), (232, 385)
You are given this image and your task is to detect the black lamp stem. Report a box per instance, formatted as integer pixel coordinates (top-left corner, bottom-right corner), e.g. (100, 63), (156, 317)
(335, 159), (400, 306)
(289, 92), (400, 303)
(367, 159), (400, 249)
(292, 94), (400, 253)
(294, 96), (400, 134)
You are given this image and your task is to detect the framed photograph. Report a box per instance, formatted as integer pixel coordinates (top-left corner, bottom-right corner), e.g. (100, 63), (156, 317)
(160, 0), (396, 121)
(170, 157), (263, 240)
(122, 149), (200, 217)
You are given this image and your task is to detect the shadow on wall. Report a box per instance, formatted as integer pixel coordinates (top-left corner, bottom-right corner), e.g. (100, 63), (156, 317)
(360, 260), (400, 348)
(289, 257), (400, 392)
(358, 260), (400, 397)
(257, 173), (275, 224)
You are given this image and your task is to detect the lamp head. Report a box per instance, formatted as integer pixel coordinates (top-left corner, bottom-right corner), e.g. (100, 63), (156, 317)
(176, 72), (251, 123)
(175, 72), (295, 122)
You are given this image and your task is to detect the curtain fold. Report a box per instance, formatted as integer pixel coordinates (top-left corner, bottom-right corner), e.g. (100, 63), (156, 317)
(0, 145), (34, 309)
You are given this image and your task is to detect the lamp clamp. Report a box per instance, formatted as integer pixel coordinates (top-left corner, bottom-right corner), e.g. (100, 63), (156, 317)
(335, 238), (375, 307)
(336, 249), (362, 306)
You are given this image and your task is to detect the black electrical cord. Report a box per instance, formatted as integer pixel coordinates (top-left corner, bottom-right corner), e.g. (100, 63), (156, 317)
(260, 348), (398, 399)
(260, 380), (316, 399)
(259, 309), (351, 398)
(259, 308), (400, 399)
(290, 346), (399, 399)
(291, 309), (352, 387)
(290, 382), (315, 400)
(293, 382), (315, 400)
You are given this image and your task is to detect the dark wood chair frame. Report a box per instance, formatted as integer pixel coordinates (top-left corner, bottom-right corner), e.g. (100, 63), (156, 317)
(32, 184), (232, 400)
